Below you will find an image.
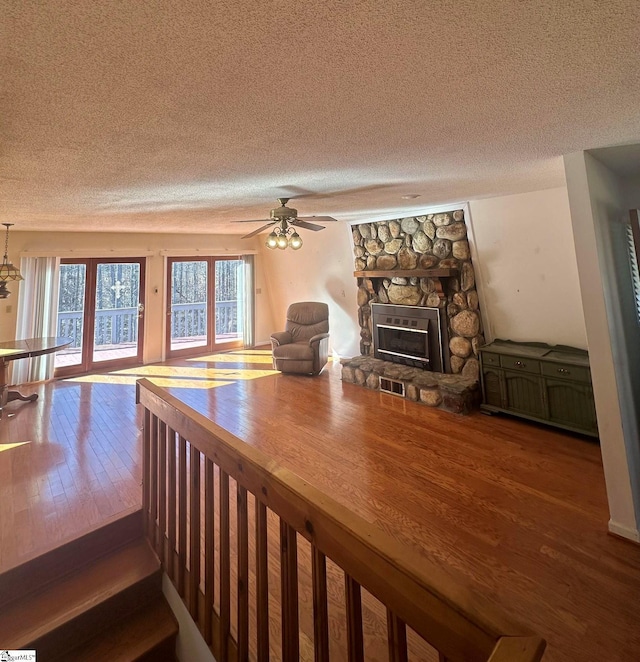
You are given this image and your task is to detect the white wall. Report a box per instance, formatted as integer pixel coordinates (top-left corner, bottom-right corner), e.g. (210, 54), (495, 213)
(259, 222), (360, 357)
(468, 187), (588, 348)
(162, 575), (217, 662)
(564, 150), (640, 540)
(0, 231), (275, 363)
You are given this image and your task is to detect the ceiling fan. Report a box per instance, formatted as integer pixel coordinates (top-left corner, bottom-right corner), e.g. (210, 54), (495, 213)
(236, 198), (338, 249)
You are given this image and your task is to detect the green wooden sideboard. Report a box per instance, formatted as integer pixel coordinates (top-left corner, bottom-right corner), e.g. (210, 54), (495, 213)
(478, 340), (598, 438)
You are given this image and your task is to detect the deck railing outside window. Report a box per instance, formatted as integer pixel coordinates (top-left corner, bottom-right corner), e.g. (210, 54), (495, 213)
(57, 300), (238, 349)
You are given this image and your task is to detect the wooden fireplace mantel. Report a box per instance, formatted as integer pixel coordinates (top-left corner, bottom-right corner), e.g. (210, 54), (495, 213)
(353, 268), (458, 303)
(353, 268), (458, 279)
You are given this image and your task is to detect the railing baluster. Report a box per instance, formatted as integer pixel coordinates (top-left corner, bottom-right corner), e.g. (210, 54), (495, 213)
(157, 420), (167, 563)
(204, 458), (215, 644)
(177, 435), (187, 597)
(189, 444), (201, 620)
(255, 500), (269, 662)
(219, 470), (231, 661)
(345, 574), (364, 662)
(167, 427), (177, 580)
(150, 414), (158, 549)
(237, 485), (249, 661)
(142, 408), (151, 537)
(387, 608), (408, 662)
(280, 520), (299, 662)
(312, 547), (330, 662)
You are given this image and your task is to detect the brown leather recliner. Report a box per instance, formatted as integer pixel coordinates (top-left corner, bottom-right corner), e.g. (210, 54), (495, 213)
(271, 302), (330, 375)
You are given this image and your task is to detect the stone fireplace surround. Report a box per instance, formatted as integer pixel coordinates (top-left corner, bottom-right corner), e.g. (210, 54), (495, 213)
(341, 209), (484, 414)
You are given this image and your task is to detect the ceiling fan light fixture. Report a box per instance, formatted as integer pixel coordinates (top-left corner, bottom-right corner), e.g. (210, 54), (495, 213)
(266, 231), (279, 249)
(288, 231), (303, 250)
(241, 197), (339, 245)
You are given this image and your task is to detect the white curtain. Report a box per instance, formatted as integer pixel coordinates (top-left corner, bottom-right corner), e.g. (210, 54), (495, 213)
(241, 254), (255, 348)
(12, 256), (60, 384)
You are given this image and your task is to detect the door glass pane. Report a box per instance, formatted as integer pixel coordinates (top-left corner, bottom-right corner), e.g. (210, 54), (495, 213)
(93, 262), (141, 363)
(170, 260), (208, 352)
(55, 263), (87, 368)
(215, 259), (243, 345)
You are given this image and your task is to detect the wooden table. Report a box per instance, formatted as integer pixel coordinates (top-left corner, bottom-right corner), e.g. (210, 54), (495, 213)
(0, 337), (72, 418)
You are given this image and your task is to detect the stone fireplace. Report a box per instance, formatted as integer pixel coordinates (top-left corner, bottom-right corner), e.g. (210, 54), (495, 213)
(341, 209), (484, 414)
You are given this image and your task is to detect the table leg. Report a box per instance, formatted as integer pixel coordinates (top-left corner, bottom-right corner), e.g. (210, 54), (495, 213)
(0, 361), (38, 419)
(0, 361), (7, 419)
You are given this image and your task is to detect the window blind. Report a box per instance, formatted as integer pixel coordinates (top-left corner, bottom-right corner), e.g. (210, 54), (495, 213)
(626, 218), (640, 325)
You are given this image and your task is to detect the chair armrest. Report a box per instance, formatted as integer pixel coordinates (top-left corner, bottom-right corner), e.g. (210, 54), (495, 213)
(309, 332), (330, 346)
(271, 331), (293, 347)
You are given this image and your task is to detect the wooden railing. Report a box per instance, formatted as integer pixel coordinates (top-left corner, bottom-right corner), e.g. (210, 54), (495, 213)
(137, 378), (546, 662)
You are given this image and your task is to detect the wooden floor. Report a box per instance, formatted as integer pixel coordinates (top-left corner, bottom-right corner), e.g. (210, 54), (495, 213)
(1, 349), (639, 661)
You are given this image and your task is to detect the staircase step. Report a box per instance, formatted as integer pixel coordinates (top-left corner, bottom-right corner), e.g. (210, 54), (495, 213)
(59, 597), (178, 662)
(0, 508), (143, 610)
(0, 538), (162, 658)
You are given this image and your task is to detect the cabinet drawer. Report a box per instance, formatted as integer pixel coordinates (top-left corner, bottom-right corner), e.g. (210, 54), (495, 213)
(500, 355), (540, 374)
(481, 352), (501, 367)
(541, 362), (591, 383)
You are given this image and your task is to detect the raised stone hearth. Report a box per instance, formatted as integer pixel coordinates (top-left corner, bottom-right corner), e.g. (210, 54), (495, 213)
(341, 356), (480, 415)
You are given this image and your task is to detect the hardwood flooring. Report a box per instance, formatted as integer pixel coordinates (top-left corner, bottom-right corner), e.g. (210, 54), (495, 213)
(1, 349), (639, 661)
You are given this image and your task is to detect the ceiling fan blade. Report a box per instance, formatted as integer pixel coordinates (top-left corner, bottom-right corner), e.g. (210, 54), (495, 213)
(291, 219), (325, 232)
(233, 218), (271, 223)
(298, 215), (339, 223)
(241, 222), (276, 239)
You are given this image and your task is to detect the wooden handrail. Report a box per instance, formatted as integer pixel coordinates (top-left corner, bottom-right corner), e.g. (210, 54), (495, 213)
(136, 378), (545, 662)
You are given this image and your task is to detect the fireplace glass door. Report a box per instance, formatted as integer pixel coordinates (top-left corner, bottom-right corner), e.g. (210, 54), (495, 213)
(377, 324), (430, 365)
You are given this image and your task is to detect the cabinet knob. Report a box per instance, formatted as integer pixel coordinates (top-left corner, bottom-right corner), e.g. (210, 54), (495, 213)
(515, 361), (525, 367)
(557, 368), (570, 375)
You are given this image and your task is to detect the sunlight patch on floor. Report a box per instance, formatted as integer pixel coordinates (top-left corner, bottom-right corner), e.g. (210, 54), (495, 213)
(65, 354), (279, 388)
(66, 373), (235, 389)
(111, 365), (278, 380)
(186, 349), (274, 364)
(0, 441), (31, 452)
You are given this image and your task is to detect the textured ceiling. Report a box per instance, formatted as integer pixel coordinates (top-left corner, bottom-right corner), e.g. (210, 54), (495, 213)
(2, 1), (640, 234)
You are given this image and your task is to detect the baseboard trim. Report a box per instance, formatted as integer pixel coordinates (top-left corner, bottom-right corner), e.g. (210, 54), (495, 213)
(608, 519), (640, 543)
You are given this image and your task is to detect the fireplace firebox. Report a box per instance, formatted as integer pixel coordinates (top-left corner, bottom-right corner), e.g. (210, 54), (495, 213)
(371, 303), (450, 372)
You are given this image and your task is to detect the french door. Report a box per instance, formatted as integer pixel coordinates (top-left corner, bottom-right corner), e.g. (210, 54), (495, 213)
(55, 258), (146, 376)
(166, 257), (245, 358)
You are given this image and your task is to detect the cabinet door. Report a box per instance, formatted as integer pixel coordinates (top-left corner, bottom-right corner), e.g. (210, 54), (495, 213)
(504, 372), (545, 417)
(482, 368), (504, 408)
(545, 379), (598, 434)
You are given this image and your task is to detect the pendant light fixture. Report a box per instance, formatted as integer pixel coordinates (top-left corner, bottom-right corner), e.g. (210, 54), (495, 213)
(0, 223), (23, 298)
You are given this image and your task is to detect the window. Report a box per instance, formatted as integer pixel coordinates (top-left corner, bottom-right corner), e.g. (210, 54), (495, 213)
(166, 256), (247, 358)
(55, 258), (146, 374)
(627, 210), (640, 325)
